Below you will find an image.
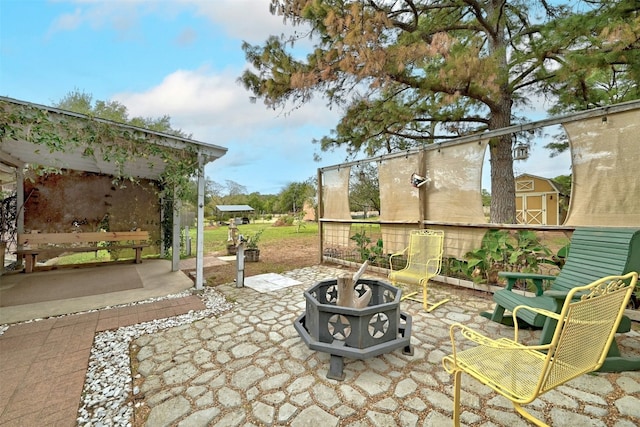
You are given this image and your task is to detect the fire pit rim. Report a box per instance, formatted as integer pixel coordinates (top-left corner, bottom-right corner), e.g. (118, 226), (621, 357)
(303, 277), (403, 309)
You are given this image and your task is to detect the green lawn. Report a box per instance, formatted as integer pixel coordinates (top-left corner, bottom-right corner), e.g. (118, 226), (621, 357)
(57, 250), (113, 265)
(191, 222), (318, 254)
(53, 222), (318, 265)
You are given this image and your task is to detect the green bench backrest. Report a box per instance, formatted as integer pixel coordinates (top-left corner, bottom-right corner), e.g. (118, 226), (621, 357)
(552, 227), (640, 292)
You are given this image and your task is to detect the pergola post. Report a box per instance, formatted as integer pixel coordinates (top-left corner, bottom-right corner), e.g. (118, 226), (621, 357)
(16, 167), (24, 235)
(171, 189), (181, 272)
(194, 154), (205, 290)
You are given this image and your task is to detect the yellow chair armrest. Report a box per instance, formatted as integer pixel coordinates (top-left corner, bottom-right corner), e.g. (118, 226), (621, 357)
(446, 323), (520, 370)
(445, 323), (553, 373)
(388, 247), (408, 271)
(512, 305), (561, 342)
(512, 304), (561, 320)
(389, 247), (408, 258)
(450, 324), (515, 349)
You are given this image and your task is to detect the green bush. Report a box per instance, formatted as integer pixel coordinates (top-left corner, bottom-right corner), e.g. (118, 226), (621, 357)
(464, 230), (552, 285)
(274, 215), (294, 226)
(350, 230), (387, 266)
(245, 229), (264, 250)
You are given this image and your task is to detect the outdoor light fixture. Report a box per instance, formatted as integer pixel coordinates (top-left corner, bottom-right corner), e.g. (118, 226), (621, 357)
(410, 173), (430, 188)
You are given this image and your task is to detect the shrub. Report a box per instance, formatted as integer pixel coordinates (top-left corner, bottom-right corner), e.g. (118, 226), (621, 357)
(274, 215), (294, 226)
(464, 230), (552, 285)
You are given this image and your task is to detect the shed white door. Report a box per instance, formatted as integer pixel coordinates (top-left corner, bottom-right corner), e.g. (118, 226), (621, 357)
(517, 194), (545, 225)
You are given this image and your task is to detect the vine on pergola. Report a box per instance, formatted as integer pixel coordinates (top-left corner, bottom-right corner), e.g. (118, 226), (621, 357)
(0, 100), (201, 201)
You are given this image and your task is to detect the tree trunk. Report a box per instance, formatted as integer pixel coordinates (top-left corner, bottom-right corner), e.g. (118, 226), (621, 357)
(488, 87), (516, 224)
(488, 3), (516, 225)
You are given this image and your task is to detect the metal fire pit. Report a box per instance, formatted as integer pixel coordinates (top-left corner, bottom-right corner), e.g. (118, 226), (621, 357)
(293, 278), (413, 380)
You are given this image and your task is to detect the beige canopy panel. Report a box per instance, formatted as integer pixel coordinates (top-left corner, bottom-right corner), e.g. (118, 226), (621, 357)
(564, 109), (640, 226)
(321, 167), (352, 247)
(318, 100), (640, 264)
(423, 141), (488, 257)
(423, 141), (487, 222)
(378, 142), (487, 257)
(379, 153), (422, 253)
(379, 153), (422, 222)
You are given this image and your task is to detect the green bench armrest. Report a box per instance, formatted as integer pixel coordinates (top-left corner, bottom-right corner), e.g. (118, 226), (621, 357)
(543, 290), (569, 299)
(498, 271), (557, 295)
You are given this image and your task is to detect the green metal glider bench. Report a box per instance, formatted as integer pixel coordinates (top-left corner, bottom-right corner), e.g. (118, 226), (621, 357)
(482, 227), (640, 372)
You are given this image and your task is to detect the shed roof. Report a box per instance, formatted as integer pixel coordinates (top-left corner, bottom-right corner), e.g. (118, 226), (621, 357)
(216, 205), (255, 213)
(516, 173), (565, 195)
(0, 96), (227, 182)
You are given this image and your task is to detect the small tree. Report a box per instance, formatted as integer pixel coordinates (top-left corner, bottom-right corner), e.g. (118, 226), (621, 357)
(278, 180), (315, 214)
(55, 89), (190, 137)
(349, 163), (380, 218)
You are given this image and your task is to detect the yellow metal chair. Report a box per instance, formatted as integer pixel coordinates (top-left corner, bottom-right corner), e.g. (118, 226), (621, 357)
(388, 229), (446, 312)
(442, 272), (638, 427)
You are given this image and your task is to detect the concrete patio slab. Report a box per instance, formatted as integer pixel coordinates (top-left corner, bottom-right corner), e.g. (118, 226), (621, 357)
(0, 259), (193, 325)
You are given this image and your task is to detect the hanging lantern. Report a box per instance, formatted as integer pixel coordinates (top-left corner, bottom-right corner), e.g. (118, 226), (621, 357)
(513, 142), (530, 160)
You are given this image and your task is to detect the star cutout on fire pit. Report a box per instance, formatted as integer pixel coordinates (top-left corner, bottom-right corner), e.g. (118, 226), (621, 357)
(328, 314), (351, 339)
(383, 289), (395, 303)
(354, 283), (371, 298)
(326, 285), (338, 303)
(368, 313), (389, 338)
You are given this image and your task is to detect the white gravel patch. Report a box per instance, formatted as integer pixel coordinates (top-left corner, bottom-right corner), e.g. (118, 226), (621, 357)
(74, 288), (233, 427)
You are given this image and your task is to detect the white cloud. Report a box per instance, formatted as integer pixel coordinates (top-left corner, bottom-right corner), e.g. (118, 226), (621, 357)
(113, 66), (340, 144)
(184, 0), (306, 43)
(111, 62), (343, 192)
(47, 7), (83, 34)
(115, 68), (236, 119)
(112, 63), (343, 193)
(52, 0), (302, 43)
(47, 0), (150, 37)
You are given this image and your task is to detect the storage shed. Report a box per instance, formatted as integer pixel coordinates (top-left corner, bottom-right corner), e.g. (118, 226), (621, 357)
(515, 173), (568, 225)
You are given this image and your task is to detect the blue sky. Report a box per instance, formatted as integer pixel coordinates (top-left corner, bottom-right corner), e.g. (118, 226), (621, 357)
(1, 0), (570, 195)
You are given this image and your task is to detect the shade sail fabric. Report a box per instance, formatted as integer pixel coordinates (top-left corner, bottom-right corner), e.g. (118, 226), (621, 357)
(377, 144), (487, 257)
(422, 141), (488, 258)
(424, 225), (487, 259)
(563, 109), (640, 226)
(379, 154), (422, 222)
(423, 141), (487, 222)
(321, 167), (352, 247)
(379, 154), (422, 253)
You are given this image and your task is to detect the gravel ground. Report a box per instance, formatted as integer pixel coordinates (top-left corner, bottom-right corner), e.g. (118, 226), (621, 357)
(77, 287), (234, 426)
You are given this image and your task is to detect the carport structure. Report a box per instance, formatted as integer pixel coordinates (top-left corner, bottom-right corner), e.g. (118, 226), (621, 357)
(0, 96), (227, 289)
(216, 204), (255, 223)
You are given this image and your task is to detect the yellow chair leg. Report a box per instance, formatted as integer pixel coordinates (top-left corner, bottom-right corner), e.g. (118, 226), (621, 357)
(402, 286), (449, 312)
(398, 282), (420, 302)
(513, 403), (549, 427)
(424, 297), (450, 312)
(423, 285), (449, 312)
(453, 370), (462, 427)
(401, 291), (419, 300)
